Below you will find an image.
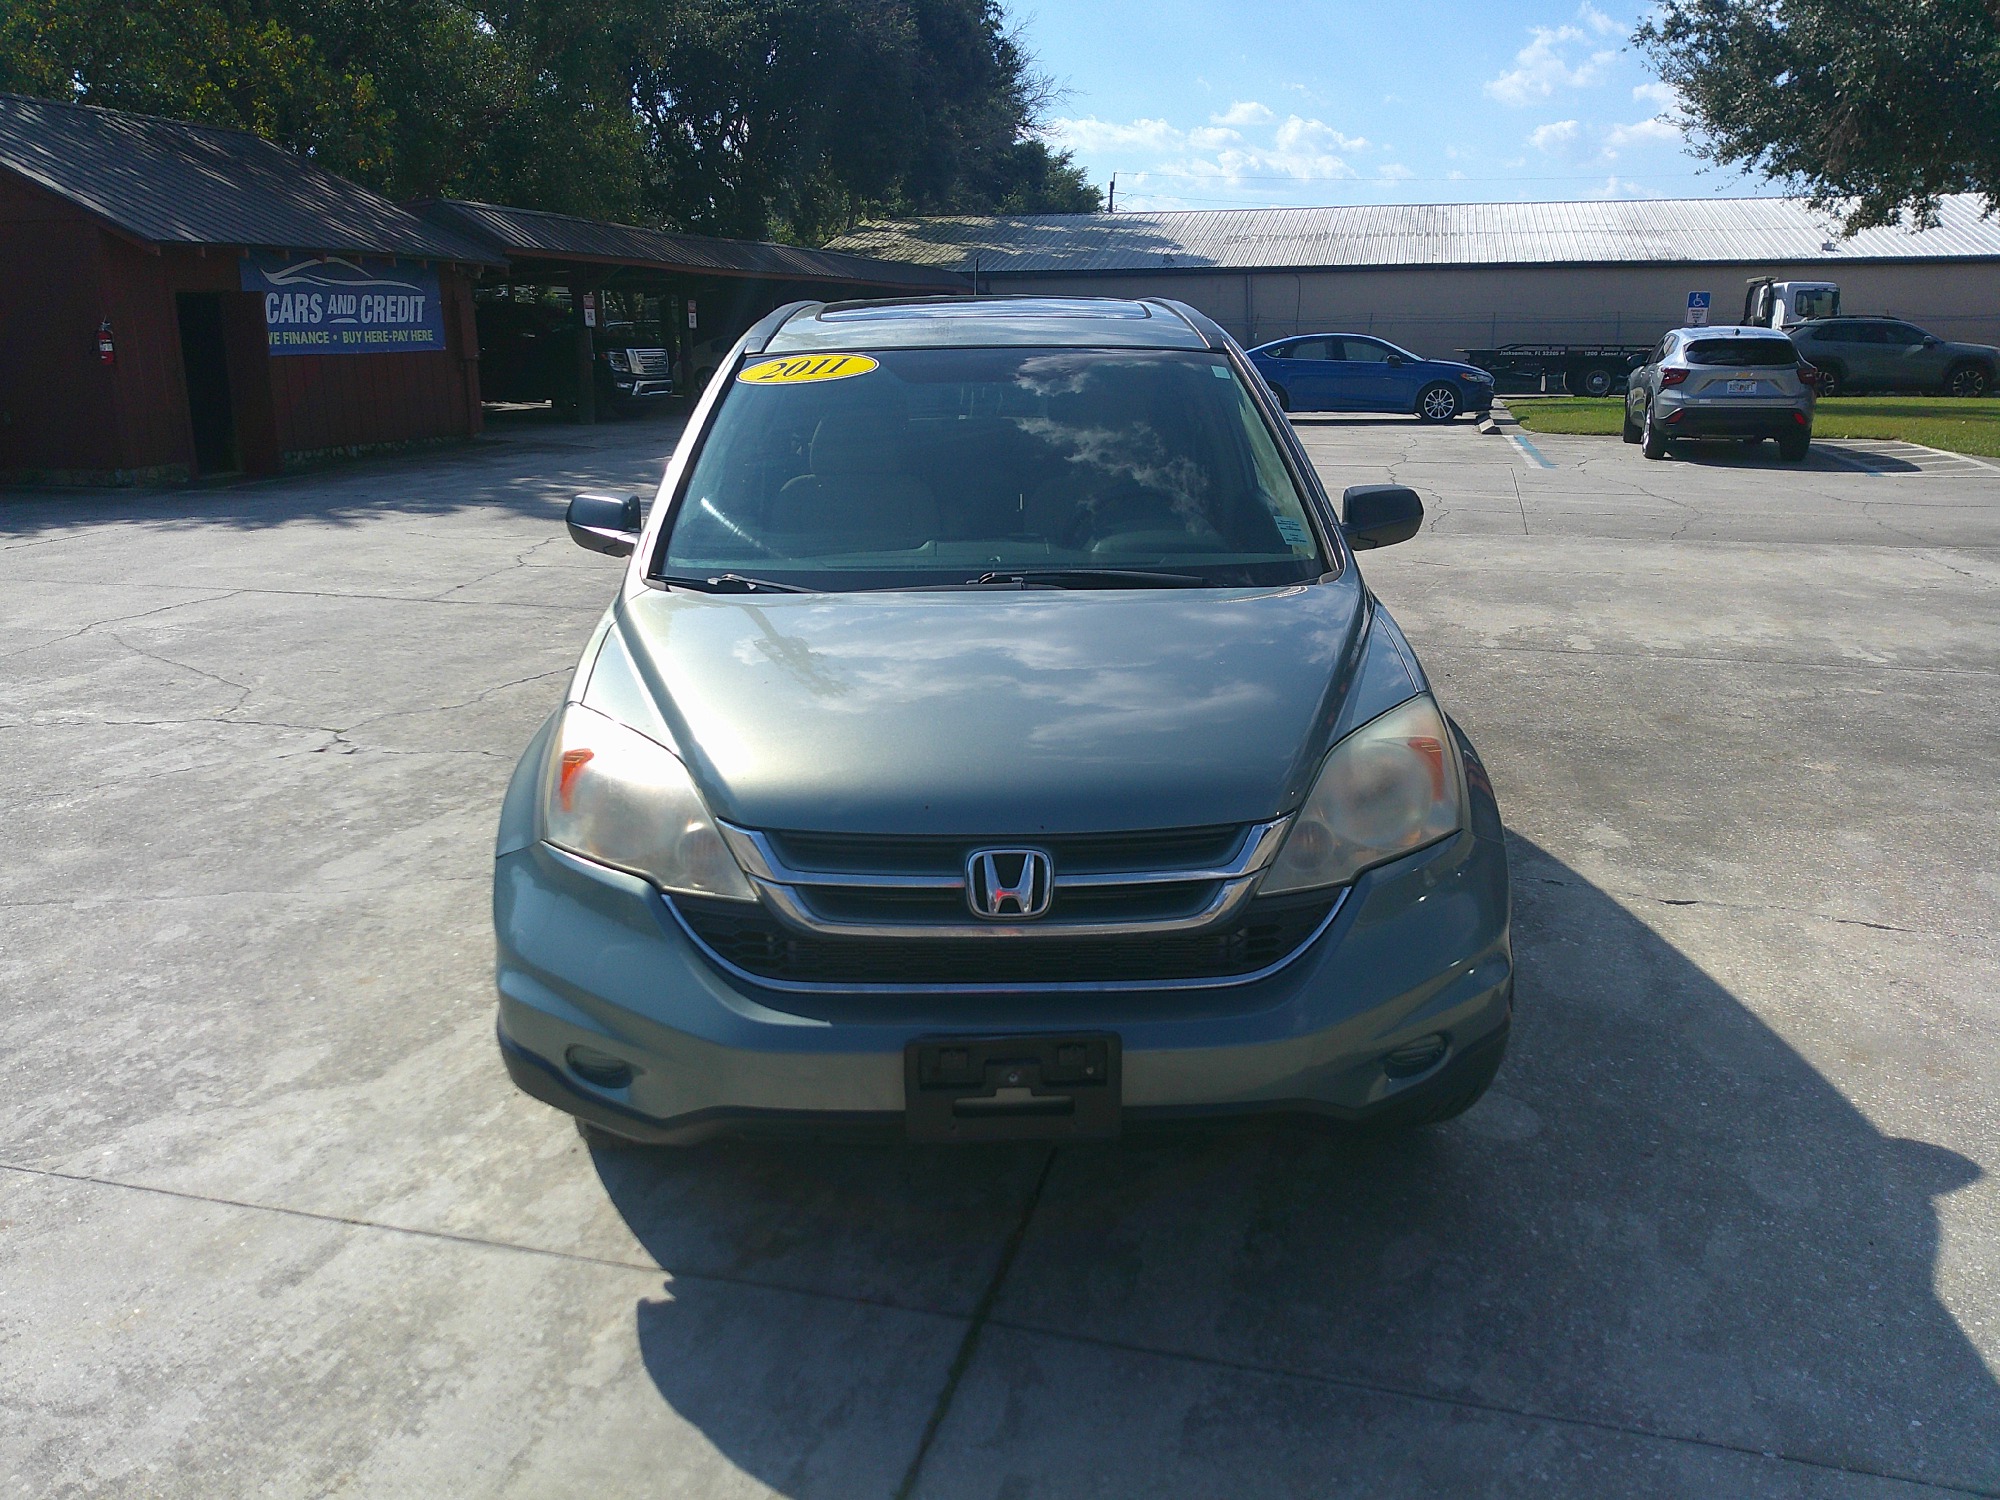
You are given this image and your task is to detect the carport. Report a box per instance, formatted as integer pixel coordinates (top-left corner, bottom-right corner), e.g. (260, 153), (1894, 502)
(416, 198), (968, 422)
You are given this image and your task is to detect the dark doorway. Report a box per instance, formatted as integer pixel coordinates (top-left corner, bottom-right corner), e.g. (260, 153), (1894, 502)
(176, 293), (237, 475)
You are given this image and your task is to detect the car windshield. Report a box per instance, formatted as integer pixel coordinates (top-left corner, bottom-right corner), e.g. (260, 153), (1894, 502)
(1684, 337), (1799, 367)
(657, 347), (1327, 590)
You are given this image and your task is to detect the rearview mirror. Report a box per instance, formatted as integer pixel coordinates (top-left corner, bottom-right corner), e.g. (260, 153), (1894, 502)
(1340, 484), (1424, 550)
(567, 492), (643, 556)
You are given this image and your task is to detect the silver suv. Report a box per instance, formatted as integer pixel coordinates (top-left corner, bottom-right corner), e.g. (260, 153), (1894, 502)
(495, 296), (1512, 1147)
(1788, 317), (1999, 398)
(1624, 326), (1815, 461)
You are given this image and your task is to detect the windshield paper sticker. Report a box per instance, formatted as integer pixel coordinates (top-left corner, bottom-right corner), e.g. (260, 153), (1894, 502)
(738, 354), (880, 385)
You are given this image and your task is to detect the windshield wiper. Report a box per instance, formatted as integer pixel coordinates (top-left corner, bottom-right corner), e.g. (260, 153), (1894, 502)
(659, 572), (817, 594)
(967, 568), (1205, 589)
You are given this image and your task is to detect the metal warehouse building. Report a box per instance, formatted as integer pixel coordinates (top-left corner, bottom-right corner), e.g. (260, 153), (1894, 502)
(829, 197), (2000, 365)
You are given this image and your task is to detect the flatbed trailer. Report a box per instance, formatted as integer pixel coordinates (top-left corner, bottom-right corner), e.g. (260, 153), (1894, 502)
(1459, 343), (1653, 398)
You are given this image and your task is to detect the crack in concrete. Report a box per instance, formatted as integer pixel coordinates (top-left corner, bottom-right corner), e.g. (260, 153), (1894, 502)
(0, 591), (243, 664)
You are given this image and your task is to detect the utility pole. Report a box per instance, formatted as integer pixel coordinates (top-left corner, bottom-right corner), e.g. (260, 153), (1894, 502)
(1108, 174), (1117, 214)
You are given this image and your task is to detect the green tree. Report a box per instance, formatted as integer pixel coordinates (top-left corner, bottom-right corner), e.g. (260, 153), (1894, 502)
(1636, 0), (2000, 231)
(0, 0), (1094, 236)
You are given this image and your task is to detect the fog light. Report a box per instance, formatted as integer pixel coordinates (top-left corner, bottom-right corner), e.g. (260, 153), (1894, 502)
(567, 1045), (634, 1090)
(1382, 1034), (1448, 1079)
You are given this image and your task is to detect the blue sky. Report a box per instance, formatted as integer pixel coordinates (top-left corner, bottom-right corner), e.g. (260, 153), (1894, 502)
(1017, 0), (1776, 211)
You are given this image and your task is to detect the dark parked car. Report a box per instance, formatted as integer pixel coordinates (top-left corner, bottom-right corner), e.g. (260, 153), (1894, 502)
(1248, 335), (1494, 421)
(1624, 326), (1815, 461)
(476, 301), (674, 410)
(495, 296), (1513, 1147)
(1787, 317), (1999, 397)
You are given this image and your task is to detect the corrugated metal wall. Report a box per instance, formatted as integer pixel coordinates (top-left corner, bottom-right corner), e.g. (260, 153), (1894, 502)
(987, 260), (2000, 358)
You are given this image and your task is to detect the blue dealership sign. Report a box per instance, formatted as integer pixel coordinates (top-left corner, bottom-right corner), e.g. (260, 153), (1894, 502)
(240, 253), (446, 355)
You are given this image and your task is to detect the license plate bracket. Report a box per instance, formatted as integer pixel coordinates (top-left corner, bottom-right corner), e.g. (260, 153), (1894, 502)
(905, 1032), (1121, 1142)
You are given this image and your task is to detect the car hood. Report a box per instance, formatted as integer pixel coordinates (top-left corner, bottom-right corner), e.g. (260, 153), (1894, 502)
(592, 580), (1390, 835)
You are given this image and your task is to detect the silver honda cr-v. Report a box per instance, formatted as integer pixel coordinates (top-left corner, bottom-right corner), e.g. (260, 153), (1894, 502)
(494, 296), (1512, 1145)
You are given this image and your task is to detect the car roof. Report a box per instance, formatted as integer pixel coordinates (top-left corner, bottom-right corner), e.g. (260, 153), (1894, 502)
(760, 296), (1212, 353)
(1252, 333), (1392, 347)
(1675, 325), (1793, 338)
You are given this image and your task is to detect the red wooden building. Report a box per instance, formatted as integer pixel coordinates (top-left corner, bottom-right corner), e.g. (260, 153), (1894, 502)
(0, 94), (501, 484)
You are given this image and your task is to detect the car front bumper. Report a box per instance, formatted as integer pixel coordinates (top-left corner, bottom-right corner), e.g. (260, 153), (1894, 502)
(493, 822), (1513, 1144)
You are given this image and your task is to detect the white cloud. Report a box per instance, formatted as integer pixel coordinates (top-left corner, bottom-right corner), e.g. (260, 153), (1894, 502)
(1212, 100), (1274, 127)
(1378, 164), (1415, 181)
(1530, 119), (1582, 154)
(1047, 109), (1371, 195)
(1632, 80), (1678, 107)
(1603, 116), (1681, 154)
(1047, 117), (1182, 155)
(1589, 174), (1659, 199)
(1485, 25), (1618, 105)
(1578, 3), (1621, 36)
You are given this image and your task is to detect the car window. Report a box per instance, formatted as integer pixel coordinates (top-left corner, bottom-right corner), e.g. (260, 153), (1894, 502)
(659, 347), (1328, 590)
(1817, 323), (1867, 342)
(1683, 337), (1800, 367)
(1649, 338), (1671, 364)
(1884, 323), (1929, 345)
(1792, 287), (1839, 320)
(1280, 338), (1331, 361)
(1335, 339), (1394, 364)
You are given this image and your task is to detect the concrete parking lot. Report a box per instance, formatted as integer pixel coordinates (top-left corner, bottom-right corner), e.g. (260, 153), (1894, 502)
(3, 409), (1996, 1498)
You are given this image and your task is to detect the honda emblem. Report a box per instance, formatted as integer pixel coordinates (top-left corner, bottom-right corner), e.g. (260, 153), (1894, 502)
(965, 848), (1054, 920)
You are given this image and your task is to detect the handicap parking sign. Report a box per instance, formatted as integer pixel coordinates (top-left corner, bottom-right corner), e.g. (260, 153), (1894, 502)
(1686, 290), (1712, 327)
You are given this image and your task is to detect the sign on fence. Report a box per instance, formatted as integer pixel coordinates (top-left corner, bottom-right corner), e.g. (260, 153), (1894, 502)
(241, 253), (447, 356)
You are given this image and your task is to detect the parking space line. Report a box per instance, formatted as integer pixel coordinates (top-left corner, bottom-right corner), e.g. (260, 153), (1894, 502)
(1507, 431), (1556, 470)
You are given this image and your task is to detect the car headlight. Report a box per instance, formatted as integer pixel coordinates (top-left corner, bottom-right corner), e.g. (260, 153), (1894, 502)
(606, 350), (631, 372)
(1260, 694), (1463, 894)
(542, 704), (756, 901)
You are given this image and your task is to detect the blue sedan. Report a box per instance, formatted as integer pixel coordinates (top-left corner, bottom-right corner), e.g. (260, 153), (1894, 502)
(1248, 334), (1494, 421)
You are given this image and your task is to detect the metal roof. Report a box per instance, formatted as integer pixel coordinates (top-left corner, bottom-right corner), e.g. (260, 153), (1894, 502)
(421, 198), (968, 290)
(826, 196), (2000, 274)
(0, 93), (500, 263)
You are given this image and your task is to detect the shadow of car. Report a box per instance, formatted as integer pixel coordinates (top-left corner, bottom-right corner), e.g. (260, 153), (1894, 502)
(1250, 335), (1494, 422)
(581, 834), (1996, 1496)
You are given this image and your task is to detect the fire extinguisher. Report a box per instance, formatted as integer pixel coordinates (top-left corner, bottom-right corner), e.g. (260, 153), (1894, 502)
(97, 320), (116, 366)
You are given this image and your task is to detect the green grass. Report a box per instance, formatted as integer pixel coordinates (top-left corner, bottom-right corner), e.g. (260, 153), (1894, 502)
(1507, 395), (2000, 458)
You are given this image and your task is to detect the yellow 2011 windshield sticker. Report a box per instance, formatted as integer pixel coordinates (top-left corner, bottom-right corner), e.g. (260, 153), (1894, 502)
(737, 353), (879, 385)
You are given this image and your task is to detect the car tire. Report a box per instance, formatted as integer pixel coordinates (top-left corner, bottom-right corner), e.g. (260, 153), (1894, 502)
(1946, 362), (1992, 398)
(1416, 382), (1460, 423)
(1778, 431), (1811, 461)
(1270, 384), (1291, 412)
(1621, 404), (1643, 443)
(1641, 404), (1669, 459)
(1814, 362), (1844, 398)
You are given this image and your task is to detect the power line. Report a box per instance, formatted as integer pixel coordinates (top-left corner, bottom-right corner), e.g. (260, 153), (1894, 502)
(1110, 168), (1756, 185)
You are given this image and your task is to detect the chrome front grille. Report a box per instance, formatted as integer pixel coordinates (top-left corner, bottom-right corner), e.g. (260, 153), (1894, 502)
(627, 347), (672, 377)
(717, 820), (1290, 939)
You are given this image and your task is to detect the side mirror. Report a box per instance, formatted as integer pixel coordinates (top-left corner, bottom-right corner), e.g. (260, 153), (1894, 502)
(567, 492), (643, 556)
(1341, 484), (1424, 550)
(1922, 336), (1940, 347)
(1385, 354), (1407, 367)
